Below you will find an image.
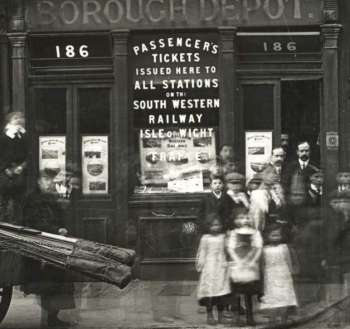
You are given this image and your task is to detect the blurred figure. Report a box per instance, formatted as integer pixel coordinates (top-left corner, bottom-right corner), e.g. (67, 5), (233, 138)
(0, 111), (27, 224)
(259, 224), (298, 324)
(225, 172), (250, 210)
(305, 171), (323, 206)
(336, 172), (350, 192)
(22, 171), (75, 328)
(226, 208), (263, 326)
(284, 141), (319, 206)
(196, 214), (231, 325)
(281, 134), (294, 162)
(249, 173), (286, 232)
(212, 145), (240, 176)
(261, 147), (286, 185)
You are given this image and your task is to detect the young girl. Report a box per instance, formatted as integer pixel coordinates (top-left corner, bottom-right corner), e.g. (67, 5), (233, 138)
(259, 224), (298, 324)
(226, 208), (263, 326)
(196, 213), (231, 325)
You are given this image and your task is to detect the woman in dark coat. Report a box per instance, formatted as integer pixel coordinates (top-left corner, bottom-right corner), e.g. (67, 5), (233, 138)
(22, 171), (75, 328)
(0, 111), (27, 224)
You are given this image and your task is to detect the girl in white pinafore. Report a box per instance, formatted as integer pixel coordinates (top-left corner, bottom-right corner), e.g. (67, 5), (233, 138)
(196, 214), (230, 325)
(259, 226), (298, 323)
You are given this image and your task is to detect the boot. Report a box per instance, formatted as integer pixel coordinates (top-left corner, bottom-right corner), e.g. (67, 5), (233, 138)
(218, 311), (232, 325)
(207, 311), (216, 325)
(245, 295), (256, 326)
(47, 311), (71, 328)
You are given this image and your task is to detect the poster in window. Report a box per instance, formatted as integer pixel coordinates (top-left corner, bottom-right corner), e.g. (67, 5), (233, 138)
(139, 129), (216, 191)
(245, 131), (273, 182)
(82, 136), (108, 194)
(39, 136), (66, 177)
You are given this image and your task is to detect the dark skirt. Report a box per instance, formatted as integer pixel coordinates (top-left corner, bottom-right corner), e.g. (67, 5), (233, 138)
(231, 281), (261, 296)
(199, 294), (231, 307)
(21, 259), (75, 311)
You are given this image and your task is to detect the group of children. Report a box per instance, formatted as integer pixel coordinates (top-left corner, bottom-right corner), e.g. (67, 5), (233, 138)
(196, 174), (298, 326)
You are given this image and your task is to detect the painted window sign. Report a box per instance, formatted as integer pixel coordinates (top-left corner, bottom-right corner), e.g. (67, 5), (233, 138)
(26, 0), (323, 30)
(130, 32), (220, 129)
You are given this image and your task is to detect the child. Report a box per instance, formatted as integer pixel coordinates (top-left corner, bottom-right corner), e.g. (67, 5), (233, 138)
(196, 213), (231, 325)
(226, 208), (263, 326)
(203, 174), (234, 230)
(259, 224), (298, 324)
(225, 172), (250, 209)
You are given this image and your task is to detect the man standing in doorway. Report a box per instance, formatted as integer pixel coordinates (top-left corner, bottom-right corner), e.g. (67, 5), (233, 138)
(284, 141), (319, 206)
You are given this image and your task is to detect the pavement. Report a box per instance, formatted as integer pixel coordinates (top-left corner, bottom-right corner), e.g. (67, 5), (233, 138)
(1, 279), (350, 329)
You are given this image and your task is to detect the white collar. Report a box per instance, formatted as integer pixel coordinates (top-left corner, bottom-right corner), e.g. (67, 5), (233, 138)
(298, 159), (309, 168)
(212, 191), (222, 199)
(4, 124), (26, 139)
(310, 183), (322, 195)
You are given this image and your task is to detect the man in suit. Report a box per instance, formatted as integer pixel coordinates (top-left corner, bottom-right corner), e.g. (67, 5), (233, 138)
(261, 147), (286, 185)
(284, 141), (319, 206)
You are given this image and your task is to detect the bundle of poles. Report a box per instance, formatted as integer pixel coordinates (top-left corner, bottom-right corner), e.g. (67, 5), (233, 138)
(0, 222), (136, 288)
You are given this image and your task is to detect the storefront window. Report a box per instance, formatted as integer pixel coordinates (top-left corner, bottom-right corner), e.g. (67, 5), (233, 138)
(131, 32), (220, 193)
(78, 88), (111, 195)
(34, 88), (67, 134)
(79, 88), (110, 134)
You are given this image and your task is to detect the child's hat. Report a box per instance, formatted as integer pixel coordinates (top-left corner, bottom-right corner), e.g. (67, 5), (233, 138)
(225, 172), (245, 183)
(310, 171), (324, 185)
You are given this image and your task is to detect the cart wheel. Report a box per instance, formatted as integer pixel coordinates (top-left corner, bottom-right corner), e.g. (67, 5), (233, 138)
(0, 286), (12, 323)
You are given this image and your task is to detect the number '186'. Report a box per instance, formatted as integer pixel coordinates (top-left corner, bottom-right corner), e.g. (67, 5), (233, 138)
(55, 45), (89, 58)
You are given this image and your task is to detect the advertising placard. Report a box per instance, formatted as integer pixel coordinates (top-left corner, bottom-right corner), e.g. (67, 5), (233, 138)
(39, 136), (66, 177)
(82, 136), (109, 195)
(245, 131), (273, 182)
(139, 129), (216, 190)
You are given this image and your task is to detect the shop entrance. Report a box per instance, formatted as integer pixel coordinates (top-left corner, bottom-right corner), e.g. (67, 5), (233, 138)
(29, 84), (116, 244)
(240, 78), (321, 166)
(240, 78), (323, 280)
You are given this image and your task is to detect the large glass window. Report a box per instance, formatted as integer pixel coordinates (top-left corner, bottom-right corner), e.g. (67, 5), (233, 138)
(130, 32), (220, 194)
(34, 88), (67, 134)
(78, 88), (111, 195)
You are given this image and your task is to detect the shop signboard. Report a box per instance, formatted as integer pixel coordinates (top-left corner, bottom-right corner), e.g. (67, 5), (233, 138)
(29, 33), (112, 67)
(237, 32), (321, 55)
(39, 135), (66, 179)
(245, 131), (273, 182)
(26, 0), (323, 31)
(82, 136), (109, 194)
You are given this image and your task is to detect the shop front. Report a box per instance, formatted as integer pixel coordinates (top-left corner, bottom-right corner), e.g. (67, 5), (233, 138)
(0, 0), (342, 280)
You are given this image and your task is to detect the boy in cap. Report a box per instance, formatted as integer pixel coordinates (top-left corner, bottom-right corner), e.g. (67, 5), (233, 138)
(225, 172), (250, 210)
(203, 174), (235, 231)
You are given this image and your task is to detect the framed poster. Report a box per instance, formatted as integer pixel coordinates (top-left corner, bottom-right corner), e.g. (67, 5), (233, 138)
(39, 136), (66, 177)
(139, 129), (216, 191)
(245, 131), (273, 182)
(82, 136), (109, 195)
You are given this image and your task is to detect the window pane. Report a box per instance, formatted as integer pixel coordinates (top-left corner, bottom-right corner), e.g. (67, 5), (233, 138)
(243, 85), (274, 130)
(79, 88), (110, 134)
(35, 88), (66, 134)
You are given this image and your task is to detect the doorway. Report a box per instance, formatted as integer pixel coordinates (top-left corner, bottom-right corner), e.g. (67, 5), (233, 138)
(240, 78), (321, 167)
